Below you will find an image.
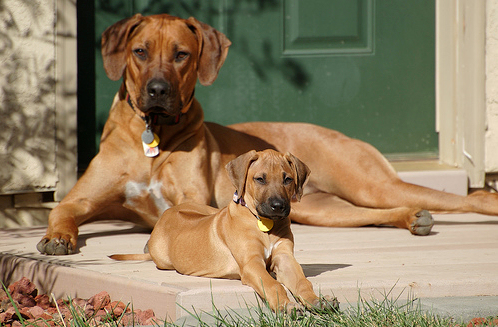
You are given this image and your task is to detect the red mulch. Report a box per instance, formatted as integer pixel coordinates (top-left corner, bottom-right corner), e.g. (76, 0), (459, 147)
(466, 317), (498, 327)
(0, 277), (159, 326)
(3, 277), (497, 326)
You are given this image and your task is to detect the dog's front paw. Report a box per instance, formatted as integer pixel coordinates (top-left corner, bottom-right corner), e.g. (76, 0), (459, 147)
(311, 295), (340, 312)
(37, 236), (75, 255)
(284, 302), (305, 316)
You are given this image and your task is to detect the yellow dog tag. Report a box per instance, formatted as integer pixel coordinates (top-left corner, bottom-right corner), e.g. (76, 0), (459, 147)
(141, 128), (160, 157)
(257, 217), (274, 232)
(147, 133), (160, 148)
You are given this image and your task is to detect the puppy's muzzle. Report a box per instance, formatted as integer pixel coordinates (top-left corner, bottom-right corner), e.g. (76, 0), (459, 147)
(258, 196), (291, 219)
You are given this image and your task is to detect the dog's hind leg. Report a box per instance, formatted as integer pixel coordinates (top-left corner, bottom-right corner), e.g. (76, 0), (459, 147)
(291, 192), (434, 235)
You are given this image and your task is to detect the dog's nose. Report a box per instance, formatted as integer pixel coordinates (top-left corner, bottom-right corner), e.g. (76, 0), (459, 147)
(269, 198), (287, 214)
(147, 79), (169, 98)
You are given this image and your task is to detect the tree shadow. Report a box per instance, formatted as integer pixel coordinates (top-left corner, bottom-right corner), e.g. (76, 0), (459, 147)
(0, 0), (77, 200)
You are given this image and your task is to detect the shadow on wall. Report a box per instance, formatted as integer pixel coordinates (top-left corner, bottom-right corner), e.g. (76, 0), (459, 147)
(0, 0), (77, 196)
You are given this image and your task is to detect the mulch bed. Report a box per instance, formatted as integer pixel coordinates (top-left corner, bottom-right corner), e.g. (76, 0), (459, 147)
(2, 277), (497, 327)
(0, 277), (159, 326)
(466, 317), (498, 327)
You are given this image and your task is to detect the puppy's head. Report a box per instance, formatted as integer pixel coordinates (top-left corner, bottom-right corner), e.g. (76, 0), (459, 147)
(101, 14), (231, 119)
(226, 149), (310, 220)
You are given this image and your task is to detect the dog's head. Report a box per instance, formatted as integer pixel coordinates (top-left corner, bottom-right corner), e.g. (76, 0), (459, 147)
(226, 149), (310, 220)
(101, 13), (231, 119)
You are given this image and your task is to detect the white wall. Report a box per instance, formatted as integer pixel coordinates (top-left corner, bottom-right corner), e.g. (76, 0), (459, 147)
(486, 0), (498, 173)
(0, 0), (77, 227)
(0, 0), (58, 193)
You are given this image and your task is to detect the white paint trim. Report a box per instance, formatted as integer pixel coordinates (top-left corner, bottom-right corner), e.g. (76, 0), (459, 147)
(436, 0), (486, 187)
(55, 0), (78, 200)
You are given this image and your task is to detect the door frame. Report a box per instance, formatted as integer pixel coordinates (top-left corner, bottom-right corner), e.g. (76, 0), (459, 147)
(55, 0), (78, 200)
(436, 0), (486, 187)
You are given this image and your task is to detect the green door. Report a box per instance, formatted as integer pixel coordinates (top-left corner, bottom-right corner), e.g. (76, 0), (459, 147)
(84, 0), (435, 167)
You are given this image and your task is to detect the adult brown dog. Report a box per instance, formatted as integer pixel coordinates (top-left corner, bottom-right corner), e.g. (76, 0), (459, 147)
(38, 13), (498, 255)
(111, 149), (338, 313)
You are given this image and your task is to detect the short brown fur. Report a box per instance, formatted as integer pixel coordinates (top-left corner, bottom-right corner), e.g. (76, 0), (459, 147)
(111, 150), (338, 313)
(37, 13), (498, 255)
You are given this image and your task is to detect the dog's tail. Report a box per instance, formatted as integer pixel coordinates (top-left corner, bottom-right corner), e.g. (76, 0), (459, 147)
(109, 253), (152, 261)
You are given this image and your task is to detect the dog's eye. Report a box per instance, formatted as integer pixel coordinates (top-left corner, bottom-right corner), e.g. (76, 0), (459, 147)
(175, 51), (189, 62)
(133, 48), (147, 60)
(284, 177), (293, 185)
(254, 177), (266, 185)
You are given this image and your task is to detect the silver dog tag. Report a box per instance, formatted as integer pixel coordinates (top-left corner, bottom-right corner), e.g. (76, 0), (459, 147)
(141, 126), (160, 157)
(141, 129), (155, 144)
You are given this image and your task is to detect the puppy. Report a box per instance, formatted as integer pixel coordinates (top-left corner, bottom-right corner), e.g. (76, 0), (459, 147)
(111, 149), (338, 313)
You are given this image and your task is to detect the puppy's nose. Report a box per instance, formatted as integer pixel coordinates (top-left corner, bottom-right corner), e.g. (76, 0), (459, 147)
(269, 198), (287, 214)
(147, 79), (169, 98)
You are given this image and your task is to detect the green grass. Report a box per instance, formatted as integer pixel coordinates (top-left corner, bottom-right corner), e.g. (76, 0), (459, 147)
(3, 283), (498, 327)
(168, 290), (454, 327)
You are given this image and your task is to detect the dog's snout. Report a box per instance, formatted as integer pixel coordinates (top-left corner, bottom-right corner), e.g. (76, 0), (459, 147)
(259, 196), (290, 219)
(270, 198), (286, 213)
(141, 78), (179, 115)
(257, 196), (290, 219)
(147, 79), (170, 98)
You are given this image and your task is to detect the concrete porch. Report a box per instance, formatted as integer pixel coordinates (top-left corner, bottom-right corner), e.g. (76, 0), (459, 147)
(1, 163), (498, 322)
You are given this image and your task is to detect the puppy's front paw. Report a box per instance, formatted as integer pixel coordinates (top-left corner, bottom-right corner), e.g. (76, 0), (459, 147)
(312, 295), (340, 311)
(284, 302), (305, 316)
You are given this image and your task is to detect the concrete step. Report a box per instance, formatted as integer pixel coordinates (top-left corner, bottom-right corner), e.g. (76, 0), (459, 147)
(1, 211), (498, 322)
(393, 160), (468, 196)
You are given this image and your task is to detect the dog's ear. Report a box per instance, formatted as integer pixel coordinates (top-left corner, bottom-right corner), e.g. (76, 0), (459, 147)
(101, 13), (144, 81)
(187, 17), (231, 86)
(225, 150), (259, 199)
(284, 152), (310, 201)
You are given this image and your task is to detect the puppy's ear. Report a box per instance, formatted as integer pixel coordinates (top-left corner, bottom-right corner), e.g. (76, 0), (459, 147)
(225, 150), (259, 199)
(284, 152), (310, 201)
(101, 13), (144, 81)
(187, 17), (231, 86)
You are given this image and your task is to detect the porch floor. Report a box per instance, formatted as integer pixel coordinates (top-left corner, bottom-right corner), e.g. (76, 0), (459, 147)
(1, 164), (498, 323)
(1, 212), (498, 323)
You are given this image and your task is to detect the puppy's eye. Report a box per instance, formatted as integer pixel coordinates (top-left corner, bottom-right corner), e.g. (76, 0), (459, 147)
(175, 51), (189, 61)
(133, 48), (147, 60)
(254, 177), (266, 185)
(284, 177), (293, 185)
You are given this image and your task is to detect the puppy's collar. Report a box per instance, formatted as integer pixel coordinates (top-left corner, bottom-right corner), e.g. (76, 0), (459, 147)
(233, 191), (246, 206)
(233, 191), (274, 232)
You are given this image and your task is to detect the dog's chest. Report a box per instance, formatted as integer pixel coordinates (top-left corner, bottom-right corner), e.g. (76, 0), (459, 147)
(124, 180), (172, 216)
(264, 240), (283, 262)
